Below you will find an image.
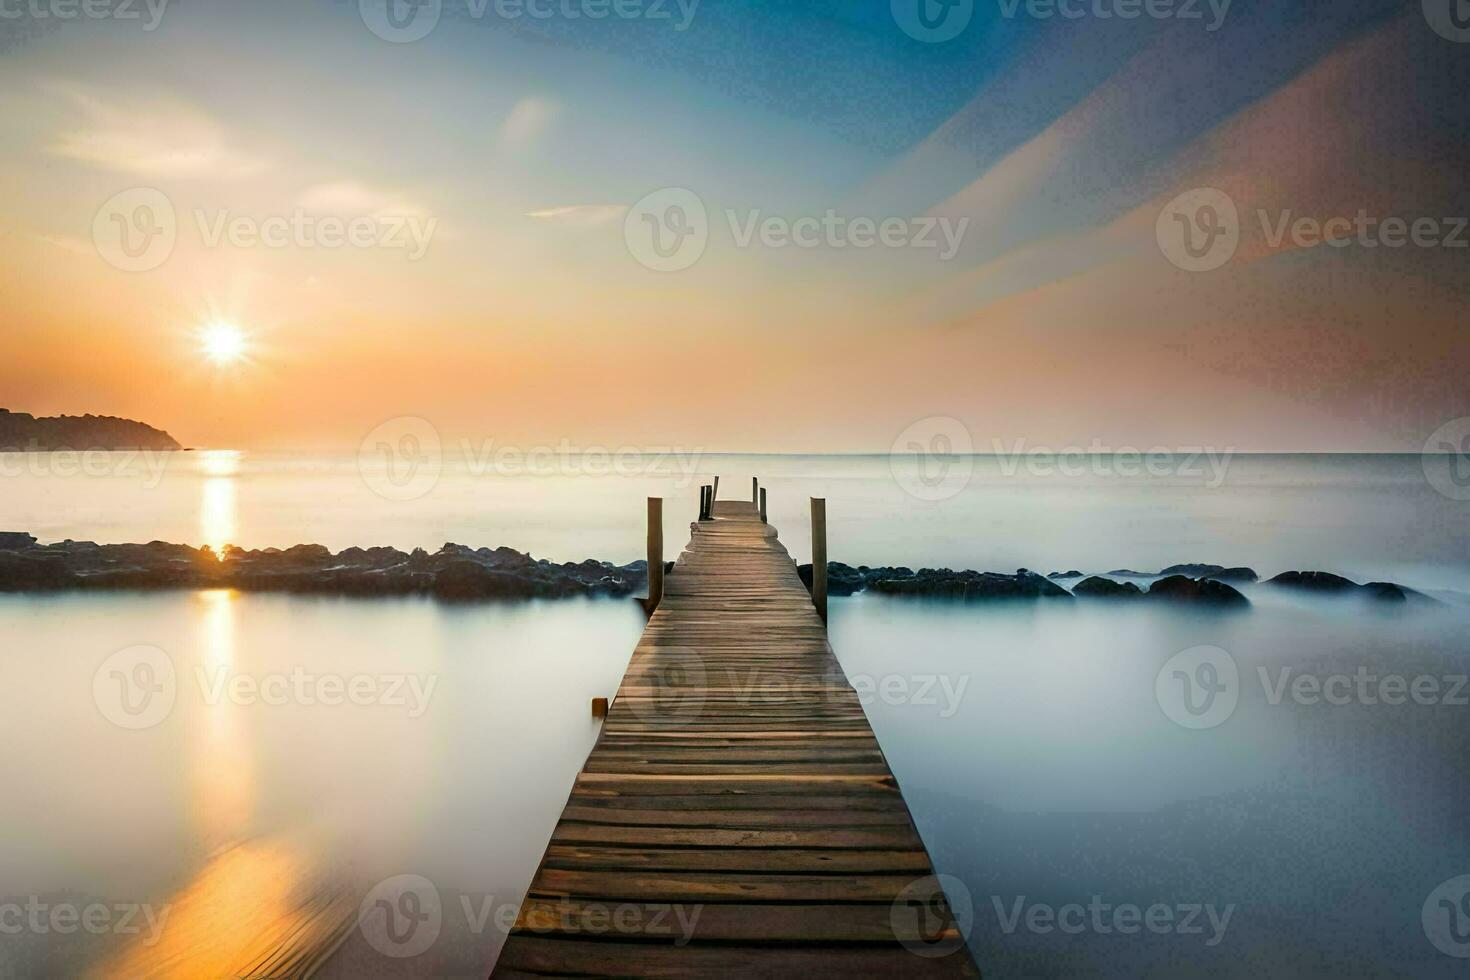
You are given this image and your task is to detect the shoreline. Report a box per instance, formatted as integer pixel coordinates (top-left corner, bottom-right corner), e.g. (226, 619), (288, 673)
(0, 533), (1435, 606)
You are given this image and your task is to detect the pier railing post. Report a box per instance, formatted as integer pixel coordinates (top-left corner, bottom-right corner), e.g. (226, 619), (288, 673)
(712, 475), (720, 503)
(759, 487), (767, 523)
(646, 496), (664, 614)
(752, 477), (759, 506)
(811, 497), (827, 625)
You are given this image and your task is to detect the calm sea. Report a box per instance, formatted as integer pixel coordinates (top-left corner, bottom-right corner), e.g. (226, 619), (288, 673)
(1, 451), (1467, 977)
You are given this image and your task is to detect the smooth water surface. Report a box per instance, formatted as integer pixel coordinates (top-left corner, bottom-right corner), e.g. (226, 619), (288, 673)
(1, 452), (1467, 976)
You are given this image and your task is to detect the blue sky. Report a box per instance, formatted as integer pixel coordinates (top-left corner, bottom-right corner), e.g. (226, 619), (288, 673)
(1, 0), (1467, 450)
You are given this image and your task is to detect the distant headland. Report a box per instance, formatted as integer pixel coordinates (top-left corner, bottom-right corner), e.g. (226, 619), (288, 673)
(0, 409), (182, 452)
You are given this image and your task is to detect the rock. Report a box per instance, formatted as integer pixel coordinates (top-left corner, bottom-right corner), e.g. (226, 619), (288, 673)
(1267, 571), (1359, 593)
(1048, 570), (1084, 580)
(1159, 563), (1227, 578)
(1268, 571), (1429, 603)
(0, 532), (39, 550)
(797, 562), (866, 596)
(432, 561), (538, 600)
(1205, 567), (1259, 584)
(869, 568), (1072, 601)
(1146, 575), (1250, 607)
(1107, 569), (1153, 577)
(0, 532), (646, 601)
(1072, 576), (1144, 598)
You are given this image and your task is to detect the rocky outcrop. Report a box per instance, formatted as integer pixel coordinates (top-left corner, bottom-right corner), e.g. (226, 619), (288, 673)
(1072, 576), (1144, 599)
(0, 409), (182, 451)
(799, 563), (1072, 600)
(1266, 571), (1426, 603)
(1147, 575), (1250, 607)
(1047, 570), (1084, 580)
(0, 534), (645, 599)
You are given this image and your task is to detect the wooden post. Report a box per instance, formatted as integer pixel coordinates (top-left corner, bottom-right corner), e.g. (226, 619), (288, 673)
(591, 697), (609, 718)
(712, 475), (720, 503)
(811, 497), (827, 625)
(752, 477), (759, 506)
(759, 487), (767, 523)
(700, 485), (711, 521)
(646, 496), (663, 614)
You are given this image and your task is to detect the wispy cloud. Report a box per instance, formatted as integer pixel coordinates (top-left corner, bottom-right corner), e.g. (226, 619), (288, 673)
(43, 83), (267, 179)
(525, 204), (627, 226)
(498, 97), (559, 149)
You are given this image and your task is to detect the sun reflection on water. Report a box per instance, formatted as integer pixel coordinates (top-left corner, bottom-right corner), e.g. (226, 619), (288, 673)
(197, 451), (241, 556)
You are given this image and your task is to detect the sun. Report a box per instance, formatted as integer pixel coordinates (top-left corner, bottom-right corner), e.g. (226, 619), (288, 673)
(200, 322), (248, 365)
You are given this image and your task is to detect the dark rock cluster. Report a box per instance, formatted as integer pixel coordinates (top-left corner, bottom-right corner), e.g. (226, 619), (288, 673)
(1265, 571), (1428, 603)
(799, 563), (1072, 600)
(0, 534), (646, 600)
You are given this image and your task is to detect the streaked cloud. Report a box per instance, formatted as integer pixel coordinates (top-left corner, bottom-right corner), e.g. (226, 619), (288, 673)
(43, 83), (267, 179)
(525, 204), (627, 226)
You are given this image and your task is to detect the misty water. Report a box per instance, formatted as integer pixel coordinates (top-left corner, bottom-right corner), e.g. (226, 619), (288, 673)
(1, 451), (1467, 976)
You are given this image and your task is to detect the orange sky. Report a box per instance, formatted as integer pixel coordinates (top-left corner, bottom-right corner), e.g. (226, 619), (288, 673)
(2, 3), (1466, 452)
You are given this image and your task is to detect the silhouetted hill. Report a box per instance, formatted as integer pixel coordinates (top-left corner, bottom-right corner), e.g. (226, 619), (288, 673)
(0, 409), (182, 451)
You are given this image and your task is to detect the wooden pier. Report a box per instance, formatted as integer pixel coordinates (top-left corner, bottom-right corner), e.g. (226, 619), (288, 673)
(492, 488), (978, 978)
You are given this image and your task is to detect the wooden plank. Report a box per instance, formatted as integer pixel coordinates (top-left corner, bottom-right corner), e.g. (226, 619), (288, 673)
(490, 495), (978, 977)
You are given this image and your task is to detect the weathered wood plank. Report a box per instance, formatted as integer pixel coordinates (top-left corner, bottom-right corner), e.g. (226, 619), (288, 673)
(490, 495), (978, 977)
